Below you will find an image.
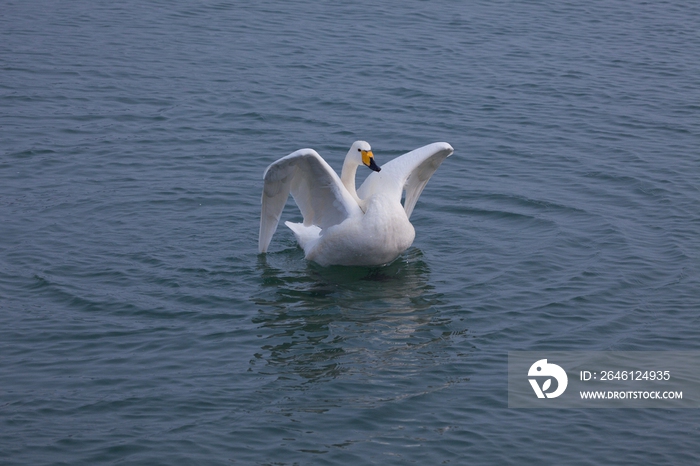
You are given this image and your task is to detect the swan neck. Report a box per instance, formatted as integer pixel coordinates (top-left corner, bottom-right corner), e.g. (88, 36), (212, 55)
(341, 158), (361, 202)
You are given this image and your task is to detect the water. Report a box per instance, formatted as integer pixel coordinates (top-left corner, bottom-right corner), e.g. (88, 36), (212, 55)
(2, 0), (699, 464)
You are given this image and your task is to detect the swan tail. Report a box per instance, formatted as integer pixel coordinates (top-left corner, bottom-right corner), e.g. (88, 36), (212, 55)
(285, 221), (321, 253)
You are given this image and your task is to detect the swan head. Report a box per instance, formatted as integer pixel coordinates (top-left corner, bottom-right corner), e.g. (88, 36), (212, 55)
(349, 140), (381, 172)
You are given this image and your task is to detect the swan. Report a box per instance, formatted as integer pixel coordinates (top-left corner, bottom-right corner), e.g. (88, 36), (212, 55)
(258, 141), (454, 266)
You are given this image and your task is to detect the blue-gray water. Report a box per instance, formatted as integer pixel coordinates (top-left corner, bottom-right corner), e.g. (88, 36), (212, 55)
(2, 1), (699, 464)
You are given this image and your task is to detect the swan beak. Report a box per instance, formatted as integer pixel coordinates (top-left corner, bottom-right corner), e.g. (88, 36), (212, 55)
(362, 150), (381, 172)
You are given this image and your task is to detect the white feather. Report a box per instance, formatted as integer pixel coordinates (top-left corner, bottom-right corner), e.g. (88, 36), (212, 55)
(259, 141), (453, 266)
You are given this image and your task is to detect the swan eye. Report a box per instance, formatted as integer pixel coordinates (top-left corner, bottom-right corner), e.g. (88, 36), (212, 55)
(357, 149), (361, 152)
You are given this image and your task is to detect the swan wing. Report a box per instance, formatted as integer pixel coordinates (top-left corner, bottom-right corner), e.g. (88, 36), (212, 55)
(357, 142), (453, 219)
(259, 148), (361, 253)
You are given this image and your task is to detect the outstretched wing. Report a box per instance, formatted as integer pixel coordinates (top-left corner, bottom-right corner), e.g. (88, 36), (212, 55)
(357, 142), (453, 219)
(259, 149), (361, 253)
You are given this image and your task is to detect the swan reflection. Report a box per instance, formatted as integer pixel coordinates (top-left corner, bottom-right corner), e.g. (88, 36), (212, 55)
(251, 248), (465, 392)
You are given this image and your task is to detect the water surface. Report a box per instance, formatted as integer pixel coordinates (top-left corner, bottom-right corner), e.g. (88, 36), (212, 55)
(2, 1), (699, 464)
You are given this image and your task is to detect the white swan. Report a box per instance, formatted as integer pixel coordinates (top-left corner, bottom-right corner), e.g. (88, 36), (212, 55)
(258, 141), (454, 266)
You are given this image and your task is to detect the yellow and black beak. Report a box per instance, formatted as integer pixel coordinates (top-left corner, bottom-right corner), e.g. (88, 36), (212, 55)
(361, 150), (381, 172)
